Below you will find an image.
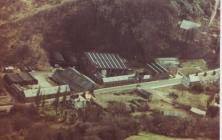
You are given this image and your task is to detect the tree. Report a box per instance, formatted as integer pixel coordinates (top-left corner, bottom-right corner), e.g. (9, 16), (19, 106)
(35, 86), (41, 108)
(54, 86), (61, 115)
(41, 94), (46, 112)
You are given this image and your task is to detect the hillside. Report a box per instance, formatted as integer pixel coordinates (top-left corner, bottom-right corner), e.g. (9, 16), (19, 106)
(0, 0), (219, 68)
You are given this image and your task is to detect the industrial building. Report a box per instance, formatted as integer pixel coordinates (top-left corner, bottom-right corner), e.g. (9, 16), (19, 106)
(4, 72), (38, 86)
(51, 68), (96, 93)
(82, 52), (129, 76)
(82, 52), (134, 84)
(145, 62), (169, 80)
(155, 57), (180, 76)
(4, 71), (71, 102)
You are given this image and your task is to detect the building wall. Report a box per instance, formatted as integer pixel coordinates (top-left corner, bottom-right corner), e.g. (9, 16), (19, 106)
(198, 69), (220, 86)
(182, 68), (219, 88)
(23, 85), (70, 101)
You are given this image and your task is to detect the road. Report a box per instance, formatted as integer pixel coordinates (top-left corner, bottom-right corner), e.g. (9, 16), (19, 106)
(95, 77), (182, 94)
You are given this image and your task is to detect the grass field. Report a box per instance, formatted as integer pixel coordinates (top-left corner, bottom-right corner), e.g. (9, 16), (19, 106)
(156, 86), (209, 110)
(95, 92), (144, 108)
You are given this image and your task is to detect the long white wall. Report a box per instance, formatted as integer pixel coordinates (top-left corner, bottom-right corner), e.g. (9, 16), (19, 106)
(189, 68), (220, 85)
(23, 85), (70, 98)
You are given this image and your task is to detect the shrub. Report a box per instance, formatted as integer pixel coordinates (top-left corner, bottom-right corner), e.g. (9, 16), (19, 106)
(10, 104), (39, 120)
(139, 113), (219, 138)
(11, 113), (32, 131)
(107, 101), (131, 116)
(0, 118), (12, 136)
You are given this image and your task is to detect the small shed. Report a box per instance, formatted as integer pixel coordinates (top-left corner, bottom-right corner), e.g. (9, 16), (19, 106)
(180, 20), (201, 30)
(190, 107), (206, 117)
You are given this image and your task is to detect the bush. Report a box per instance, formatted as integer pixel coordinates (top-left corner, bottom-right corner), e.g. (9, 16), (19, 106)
(0, 118), (12, 136)
(10, 104), (39, 120)
(107, 101), (131, 116)
(84, 103), (104, 122)
(191, 84), (204, 93)
(139, 113), (219, 138)
(11, 113), (32, 131)
(25, 124), (55, 140)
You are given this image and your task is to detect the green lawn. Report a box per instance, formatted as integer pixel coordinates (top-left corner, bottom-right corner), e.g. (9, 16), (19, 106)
(95, 93), (144, 108)
(156, 87), (209, 110)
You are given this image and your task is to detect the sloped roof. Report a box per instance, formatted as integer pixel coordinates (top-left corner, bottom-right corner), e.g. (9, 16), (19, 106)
(5, 73), (22, 83)
(18, 72), (36, 83)
(85, 52), (128, 70)
(51, 68), (95, 92)
(146, 62), (168, 74)
(190, 107), (206, 116)
(4, 72), (37, 85)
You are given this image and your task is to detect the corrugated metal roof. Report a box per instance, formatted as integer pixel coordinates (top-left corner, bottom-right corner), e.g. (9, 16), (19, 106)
(7, 73), (22, 83)
(85, 52), (128, 70)
(19, 72), (35, 82)
(51, 68), (95, 92)
(146, 62), (169, 74)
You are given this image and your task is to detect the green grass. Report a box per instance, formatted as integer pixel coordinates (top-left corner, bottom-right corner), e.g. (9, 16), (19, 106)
(95, 93), (144, 108)
(156, 87), (210, 110)
(180, 59), (208, 70)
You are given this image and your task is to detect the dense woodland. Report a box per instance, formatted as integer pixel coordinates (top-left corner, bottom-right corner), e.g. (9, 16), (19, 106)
(0, 0), (219, 67)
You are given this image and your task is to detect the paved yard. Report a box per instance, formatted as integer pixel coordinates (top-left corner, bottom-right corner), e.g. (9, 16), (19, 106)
(30, 71), (57, 87)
